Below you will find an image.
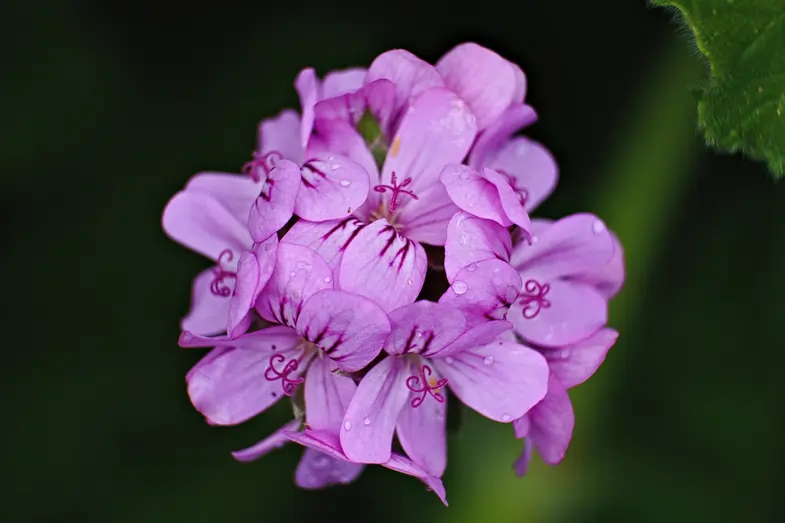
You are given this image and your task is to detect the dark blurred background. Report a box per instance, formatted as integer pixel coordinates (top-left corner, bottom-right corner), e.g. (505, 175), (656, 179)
(4, 1), (784, 521)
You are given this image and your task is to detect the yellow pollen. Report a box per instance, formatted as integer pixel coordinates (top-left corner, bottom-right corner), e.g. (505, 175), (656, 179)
(428, 377), (440, 389)
(391, 136), (401, 157)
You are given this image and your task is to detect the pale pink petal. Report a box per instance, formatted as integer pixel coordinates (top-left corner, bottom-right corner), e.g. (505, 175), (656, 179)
(293, 154), (370, 222)
(231, 420), (300, 462)
(432, 319), (513, 359)
(438, 259), (521, 326)
(468, 103), (538, 169)
(247, 159), (301, 243)
(444, 211), (512, 283)
(304, 356), (357, 433)
(384, 301), (467, 355)
(258, 109), (303, 164)
(573, 231), (625, 299)
(184, 172), (261, 225)
(295, 68), (320, 148)
(295, 447), (364, 489)
(396, 366), (447, 477)
(434, 339), (548, 422)
(285, 429), (350, 462)
(509, 280), (607, 348)
(341, 356), (410, 464)
(282, 217), (365, 272)
(255, 243), (333, 328)
(527, 376), (575, 465)
(182, 268), (232, 336)
(337, 218), (426, 313)
(546, 328), (618, 389)
(397, 183), (459, 246)
(513, 439), (534, 477)
(321, 67), (367, 98)
(226, 236), (278, 338)
(511, 62), (527, 103)
(484, 167), (533, 236)
(162, 191), (251, 261)
(382, 454), (448, 506)
(513, 414), (530, 439)
(296, 290), (390, 372)
(440, 164), (512, 226)
(380, 88), (477, 199)
(436, 42), (518, 130)
(178, 325), (299, 350)
(314, 78), (395, 131)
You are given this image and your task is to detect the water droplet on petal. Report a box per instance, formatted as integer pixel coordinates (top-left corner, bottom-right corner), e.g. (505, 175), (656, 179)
(452, 280), (468, 295)
(340, 179), (352, 187)
(415, 331), (423, 338)
(407, 279), (413, 286)
(558, 348), (571, 359)
(466, 263), (477, 272)
(324, 276), (332, 283)
(483, 356), (494, 365)
(445, 356), (454, 364)
(501, 413), (512, 422)
(460, 171), (470, 180)
(289, 271), (296, 277)
(343, 421), (352, 431)
(531, 236), (539, 244)
(363, 417), (371, 426)
(330, 163), (340, 171)
(592, 219), (606, 234)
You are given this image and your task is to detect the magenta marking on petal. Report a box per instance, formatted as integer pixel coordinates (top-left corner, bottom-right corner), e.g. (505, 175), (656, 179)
(264, 353), (304, 396)
(377, 225), (413, 271)
(373, 172), (418, 211)
(209, 249), (237, 297)
(403, 327), (435, 354)
(338, 222), (370, 251)
(405, 364), (448, 408)
(519, 279), (551, 319)
(243, 150), (284, 183)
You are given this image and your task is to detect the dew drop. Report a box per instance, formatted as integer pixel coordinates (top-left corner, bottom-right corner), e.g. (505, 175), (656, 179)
(445, 356), (454, 364)
(466, 263), (477, 272)
(483, 356), (494, 365)
(415, 331), (423, 338)
(452, 280), (468, 295)
(340, 179), (352, 187)
(592, 219), (606, 234)
(324, 276), (332, 283)
(501, 413), (512, 422)
(289, 271), (296, 277)
(558, 348), (571, 359)
(407, 279), (413, 286)
(343, 421), (352, 431)
(331, 163), (340, 171)
(362, 417), (371, 426)
(460, 171), (470, 180)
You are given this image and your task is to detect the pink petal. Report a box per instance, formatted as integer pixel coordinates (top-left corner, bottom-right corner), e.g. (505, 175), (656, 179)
(573, 231), (625, 299)
(185, 329), (302, 425)
(511, 62), (527, 102)
(444, 211), (512, 283)
(304, 356), (357, 433)
(438, 258), (522, 326)
(511, 213), (615, 281)
(162, 191), (251, 261)
(178, 325), (298, 350)
(247, 159), (301, 243)
(295, 447), (364, 489)
(295, 68), (320, 148)
(380, 88), (477, 200)
(282, 217), (365, 272)
(227, 236), (278, 338)
(285, 429), (350, 462)
(396, 364), (447, 477)
(468, 103), (538, 169)
(340, 356), (409, 464)
(181, 268), (232, 336)
(293, 154), (370, 222)
(513, 439), (534, 477)
(434, 339), (548, 422)
(231, 419), (300, 462)
(513, 414), (530, 439)
(432, 319), (513, 359)
(526, 376), (575, 465)
(546, 328), (618, 389)
(397, 183), (459, 246)
(484, 167), (533, 235)
(436, 42), (519, 130)
(296, 290), (390, 372)
(314, 78), (395, 131)
(320, 67), (367, 99)
(184, 172), (261, 226)
(509, 280), (607, 348)
(480, 137), (558, 213)
(382, 454), (448, 506)
(258, 109), (303, 164)
(337, 218), (426, 313)
(255, 243), (333, 328)
(384, 301), (467, 355)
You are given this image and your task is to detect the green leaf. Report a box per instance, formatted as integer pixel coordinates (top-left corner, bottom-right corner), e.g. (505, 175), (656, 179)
(652, 0), (785, 176)
(356, 110), (388, 170)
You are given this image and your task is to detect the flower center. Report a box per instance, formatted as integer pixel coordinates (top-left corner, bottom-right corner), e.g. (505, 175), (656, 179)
(210, 249), (237, 297)
(373, 172), (418, 212)
(243, 150), (283, 183)
(264, 353), (304, 396)
(497, 169), (529, 206)
(405, 364), (448, 408)
(519, 278), (551, 319)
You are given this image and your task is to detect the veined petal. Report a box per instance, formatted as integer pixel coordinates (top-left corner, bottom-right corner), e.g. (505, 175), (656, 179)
(162, 191), (251, 261)
(314, 78), (395, 130)
(282, 217), (366, 272)
(305, 356), (357, 433)
(337, 218), (426, 313)
(484, 167), (533, 237)
(511, 213), (614, 280)
(397, 183), (459, 246)
(526, 376), (575, 465)
(572, 231), (625, 299)
(256, 243), (333, 328)
(321, 67), (367, 99)
(469, 104), (538, 169)
(297, 290), (390, 372)
(434, 339), (548, 422)
(231, 419), (300, 462)
(182, 268), (232, 336)
(258, 109), (303, 164)
(341, 356), (409, 464)
(432, 319), (513, 359)
(436, 42), (519, 130)
(509, 279), (607, 348)
(385, 301), (467, 356)
(439, 259), (521, 326)
(294, 154), (370, 222)
(184, 172), (261, 226)
(295, 447), (364, 490)
(380, 88), (477, 198)
(546, 328), (618, 389)
(295, 68), (320, 148)
(444, 211), (512, 283)
(247, 159), (301, 243)
(227, 236), (277, 339)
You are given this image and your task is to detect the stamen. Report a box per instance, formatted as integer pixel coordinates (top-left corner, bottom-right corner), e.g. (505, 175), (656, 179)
(209, 249), (237, 297)
(242, 150), (284, 183)
(405, 364), (448, 408)
(373, 172), (418, 211)
(264, 353), (304, 396)
(519, 279), (551, 319)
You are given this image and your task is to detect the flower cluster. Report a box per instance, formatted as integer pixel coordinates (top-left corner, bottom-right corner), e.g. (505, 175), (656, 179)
(162, 42), (624, 505)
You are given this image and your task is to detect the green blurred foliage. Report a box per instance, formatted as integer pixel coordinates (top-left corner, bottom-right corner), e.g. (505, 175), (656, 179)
(3, 1), (784, 522)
